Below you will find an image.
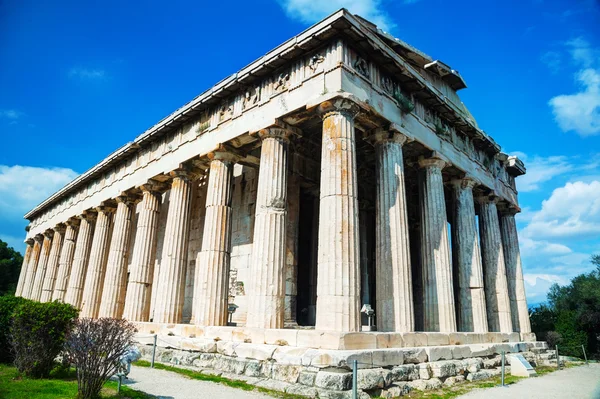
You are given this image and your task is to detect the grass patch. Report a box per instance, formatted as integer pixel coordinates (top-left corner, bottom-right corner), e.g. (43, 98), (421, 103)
(0, 363), (152, 399)
(135, 359), (305, 399)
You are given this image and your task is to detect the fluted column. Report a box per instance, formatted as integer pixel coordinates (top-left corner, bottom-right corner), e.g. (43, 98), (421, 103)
(315, 98), (361, 332)
(40, 225), (66, 302)
(99, 195), (137, 318)
(30, 231), (53, 301)
(15, 239), (34, 297)
(370, 130), (414, 332)
(153, 170), (193, 323)
(450, 178), (488, 332)
(246, 128), (291, 329)
(194, 152), (237, 326)
(123, 182), (162, 321)
(52, 220), (79, 302)
(80, 207), (114, 318)
(65, 212), (96, 309)
(477, 195), (513, 333)
(22, 236), (43, 298)
(500, 208), (531, 333)
(418, 156), (456, 332)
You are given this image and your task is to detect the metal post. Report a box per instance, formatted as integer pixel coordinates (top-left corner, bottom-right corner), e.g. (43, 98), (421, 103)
(151, 334), (157, 368)
(352, 359), (358, 399)
(501, 351), (505, 387)
(556, 345), (560, 370)
(582, 344), (588, 366)
(117, 375), (122, 393)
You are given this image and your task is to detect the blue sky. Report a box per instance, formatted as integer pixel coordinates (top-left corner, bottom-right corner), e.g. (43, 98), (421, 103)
(0, 0), (598, 304)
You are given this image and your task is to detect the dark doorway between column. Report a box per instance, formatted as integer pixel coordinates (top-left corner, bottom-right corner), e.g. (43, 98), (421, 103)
(296, 189), (319, 327)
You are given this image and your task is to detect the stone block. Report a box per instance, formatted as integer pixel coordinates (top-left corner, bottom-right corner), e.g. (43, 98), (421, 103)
(180, 338), (217, 353)
(271, 363), (302, 383)
(449, 333), (469, 345)
(255, 378), (292, 393)
(508, 332), (520, 342)
(382, 382), (411, 398)
(375, 333), (403, 349)
(273, 346), (308, 365)
(265, 329), (299, 347)
(425, 332), (450, 346)
(408, 378), (442, 391)
(243, 360), (264, 377)
(402, 348), (428, 364)
(298, 370), (317, 386)
(466, 370), (493, 381)
(306, 350), (372, 369)
(371, 349), (403, 367)
(430, 360), (459, 378)
(444, 375), (465, 386)
(520, 332), (537, 342)
(285, 384), (318, 397)
(451, 345), (472, 360)
(314, 369), (353, 391)
(418, 363), (431, 380)
(216, 340), (238, 356)
(464, 358), (483, 373)
(340, 332), (377, 350)
(192, 353), (217, 369)
(356, 368), (392, 390)
(425, 346), (453, 362)
(469, 344), (494, 357)
(157, 335), (182, 349)
(390, 364), (419, 382)
(297, 330), (343, 349)
(403, 333), (428, 347)
(204, 326), (234, 341)
(235, 343), (277, 360)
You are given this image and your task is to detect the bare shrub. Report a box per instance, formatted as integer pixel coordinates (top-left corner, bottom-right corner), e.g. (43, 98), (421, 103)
(545, 330), (563, 348)
(65, 318), (136, 399)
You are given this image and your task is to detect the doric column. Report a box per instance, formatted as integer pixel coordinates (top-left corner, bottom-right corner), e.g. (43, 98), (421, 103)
(52, 219), (79, 302)
(477, 195), (513, 333)
(22, 235), (43, 298)
(246, 127), (291, 329)
(153, 170), (194, 323)
(418, 156), (456, 332)
(80, 207), (114, 318)
(65, 212), (96, 309)
(315, 98), (361, 332)
(450, 178), (488, 332)
(194, 151), (237, 326)
(30, 231), (53, 301)
(500, 207), (531, 333)
(99, 195), (138, 318)
(15, 239), (34, 297)
(123, 182), (162, 321)
(369, 129), (414, 332)
(40, 224), (66, 302)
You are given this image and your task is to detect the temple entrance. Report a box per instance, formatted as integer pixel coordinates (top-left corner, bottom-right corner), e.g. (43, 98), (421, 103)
(296, 189), (319, 326)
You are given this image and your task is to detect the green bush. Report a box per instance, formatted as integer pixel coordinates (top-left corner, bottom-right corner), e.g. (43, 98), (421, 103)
(0, 295), (29, 363)
(10, 300), (79, 377)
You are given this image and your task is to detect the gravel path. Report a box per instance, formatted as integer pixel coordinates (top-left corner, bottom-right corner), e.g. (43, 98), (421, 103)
(123, 365), (271, 399)
(457, 363), (600, 399)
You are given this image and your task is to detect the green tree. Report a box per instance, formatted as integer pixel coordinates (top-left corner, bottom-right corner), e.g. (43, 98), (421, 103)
(0, 240), (23, 296)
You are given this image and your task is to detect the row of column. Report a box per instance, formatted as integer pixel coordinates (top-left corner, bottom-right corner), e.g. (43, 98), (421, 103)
(15, 97), (531, 334)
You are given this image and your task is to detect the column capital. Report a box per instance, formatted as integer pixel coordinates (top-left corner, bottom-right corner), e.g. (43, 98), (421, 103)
(25, 238), (35, 245)
(418, 154), (449, 170)
(53, 223), (67, 235)
(78, 210), (98, 222)
(207, 143), (243, 164)
(317, 96), (361, 120)
(66, 217), (81, 228)
(34, 234), (44, 243)
(43, 229), (55, 239)
(139, 178), (169, 195)
(366, 128), (409, 146)
(94, 203), (116, 215)
(168, 167), (205, 182)
(475, 193), (500, 205)
(115, 192), (142, 206)
(449, 176), (479, 190)
(498, 203), (521, 216)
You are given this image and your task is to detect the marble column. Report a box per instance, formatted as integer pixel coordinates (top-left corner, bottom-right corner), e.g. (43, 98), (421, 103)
(30, 231), (53, 301)
(22, 236), (43, 298)
(477, 195), (513, 333)
(500, 208), (532, 333)
(194, 153), (236, 326)
(40, 224), (66, 302)
(65, 212), (96, 309)
(15, 239), (34, 297)
(450, 178), (488, 332)
(371, 130), (414, 332)
(123, 183), (162, 321)
(315, 98), (361, 332)
(80, 207), (114, 318)
(418, 156), (456, 332)
(52, 220), (79, 302)
(153, 170), (193, 324)
(246, 127), (290, 329)
(99, 195), (137, 318)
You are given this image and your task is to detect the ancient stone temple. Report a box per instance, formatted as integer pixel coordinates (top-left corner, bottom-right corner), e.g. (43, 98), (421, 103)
(17, 10), (545, 397)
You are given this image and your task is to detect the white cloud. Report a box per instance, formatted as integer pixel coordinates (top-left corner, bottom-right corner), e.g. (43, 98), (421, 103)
(0, 165), (78, 221)
(69, 67), (106, 80)
(277, 0), (395, 31)
(566, 37), (599, 68)
(0, 109), (24, 119)
(524, 275), (562, 302)
(522, 180), (600, 240)
(549, 68), (600, 137)
(520, 236), (572, 256)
